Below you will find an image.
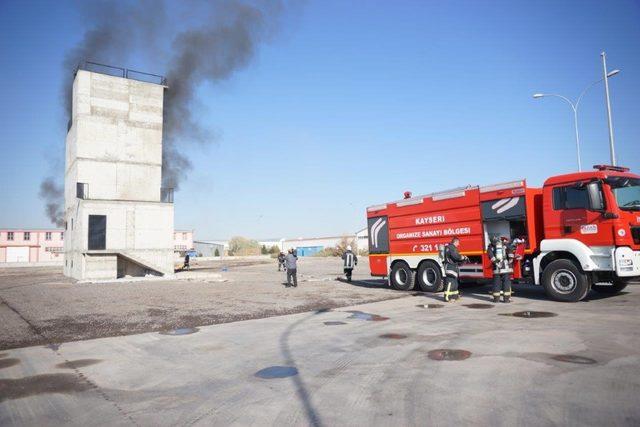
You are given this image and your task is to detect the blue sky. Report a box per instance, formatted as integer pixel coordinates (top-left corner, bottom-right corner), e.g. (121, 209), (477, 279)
(1, 0), (639, 239)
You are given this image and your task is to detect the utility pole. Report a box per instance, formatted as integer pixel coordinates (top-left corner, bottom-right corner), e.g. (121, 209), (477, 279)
(601, 52), (617, 166)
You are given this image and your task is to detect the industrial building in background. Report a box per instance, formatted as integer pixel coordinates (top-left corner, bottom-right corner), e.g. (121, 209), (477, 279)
(280, 228), (368, 256)
(63, 64), (174, 280)
(1, 225), (368, 263)
(193, 240), (229, 257)
(0, 229), (65, 263)
(192, 229), (368, 258)
(0, 229), (193, 265)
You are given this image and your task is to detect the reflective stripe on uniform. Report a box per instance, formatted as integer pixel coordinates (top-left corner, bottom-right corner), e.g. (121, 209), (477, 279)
(445, 269), (458, 277)
(344, 253), (354, 268)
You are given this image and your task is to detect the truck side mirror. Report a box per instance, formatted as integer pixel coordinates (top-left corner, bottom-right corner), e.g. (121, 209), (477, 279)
(587, 182), (605, 211)
(602, 211), (619, 220)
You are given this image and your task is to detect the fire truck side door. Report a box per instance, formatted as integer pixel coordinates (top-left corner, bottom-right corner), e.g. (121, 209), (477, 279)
(552, 181), (614, 246)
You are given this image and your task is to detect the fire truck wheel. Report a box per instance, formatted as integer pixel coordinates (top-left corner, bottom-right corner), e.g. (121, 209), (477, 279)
(542, 259), (591, 302)
(417, 261), (444, 292)
(591, 280), (628, 294)
(390, 262), (415, 291)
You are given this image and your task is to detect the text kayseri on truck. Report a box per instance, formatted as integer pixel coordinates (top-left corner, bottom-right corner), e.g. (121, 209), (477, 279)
(366, 165), (640, 302)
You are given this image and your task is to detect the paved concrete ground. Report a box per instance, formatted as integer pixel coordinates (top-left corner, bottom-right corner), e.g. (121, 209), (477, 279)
(0, 258), (401, 349)
(1, 274), (639, 426)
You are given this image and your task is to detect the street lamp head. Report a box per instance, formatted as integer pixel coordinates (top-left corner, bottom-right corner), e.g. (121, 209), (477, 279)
(607, 69), (620, 78)
(533, 93), (545, 99)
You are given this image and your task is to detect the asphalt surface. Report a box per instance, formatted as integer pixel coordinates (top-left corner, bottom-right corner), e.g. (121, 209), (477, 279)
(1, 260), (639, 426)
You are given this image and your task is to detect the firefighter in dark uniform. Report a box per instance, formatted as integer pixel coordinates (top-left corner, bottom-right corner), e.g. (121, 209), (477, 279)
(277, 251), (286, 271)
(487, 236), (514, 303)
(342, 245), (358, 282)
(443, 237), (468, 302)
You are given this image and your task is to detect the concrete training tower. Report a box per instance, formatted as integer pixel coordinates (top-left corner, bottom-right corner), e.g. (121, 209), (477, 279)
(63, 65), (174, 280)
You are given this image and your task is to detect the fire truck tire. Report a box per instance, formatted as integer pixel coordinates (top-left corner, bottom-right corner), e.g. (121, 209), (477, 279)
(390, 262), (415, 291)
(541, 259), (591, 302)
(591, 280), (628, 294)
(417, 261), (444, 292)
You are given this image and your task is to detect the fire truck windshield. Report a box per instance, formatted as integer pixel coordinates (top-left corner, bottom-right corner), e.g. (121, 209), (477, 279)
(606, 177), (640, 211)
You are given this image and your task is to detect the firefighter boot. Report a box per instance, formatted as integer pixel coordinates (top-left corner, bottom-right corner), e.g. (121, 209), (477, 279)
(492, 293), (501, 303)
(502, 276), (512, 302)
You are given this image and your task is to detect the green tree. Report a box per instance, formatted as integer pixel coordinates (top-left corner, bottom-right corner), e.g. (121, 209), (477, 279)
(335, 235), (357, 257)
(214, 248), (220, 257)
(270, 245), (280, 254)
(228, 236), (261, 256)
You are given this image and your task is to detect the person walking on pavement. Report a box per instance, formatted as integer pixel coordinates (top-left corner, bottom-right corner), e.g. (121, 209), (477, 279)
(487, 236), (514, 303)
(183, 253), (190, 271)
(443, 237), (468, 302)
(342, 245), (358, 282)
(285, 248), (298, 287)
(277, 251), (286, 271)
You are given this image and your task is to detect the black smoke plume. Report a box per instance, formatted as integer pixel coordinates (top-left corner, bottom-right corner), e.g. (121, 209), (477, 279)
(40, 0), (287, 225)
(39, 178), (65, 227)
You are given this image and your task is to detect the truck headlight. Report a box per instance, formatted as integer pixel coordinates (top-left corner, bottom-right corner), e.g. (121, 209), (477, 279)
(619, 259), (633, 267)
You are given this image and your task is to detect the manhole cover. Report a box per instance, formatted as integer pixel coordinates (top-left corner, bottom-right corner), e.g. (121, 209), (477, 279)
(500, 311), (558, 318)
(255, 366), (298, 379)
(324, 321), (347, 326)
(463, 304), (494, 309)
(551, 354), (597, 364)
(379, 333), (407, 339)
(346, 311), (389, 321)
(428, 349), (472, 361)
(416, 304), (444, 309)
(159, 327), (200, 335)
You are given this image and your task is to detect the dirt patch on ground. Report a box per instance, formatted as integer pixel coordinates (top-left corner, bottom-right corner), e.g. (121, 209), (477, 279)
(0, 258), (404, 349)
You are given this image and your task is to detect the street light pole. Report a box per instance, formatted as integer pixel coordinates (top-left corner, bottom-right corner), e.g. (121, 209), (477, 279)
(601, 52), (617, 166)
(533, 68), (620, 172)
(533, 93), (581, 171)
(572, 106), (581, 172)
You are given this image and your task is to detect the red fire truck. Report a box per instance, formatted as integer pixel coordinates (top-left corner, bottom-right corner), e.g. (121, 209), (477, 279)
(366, 165), (640, 302)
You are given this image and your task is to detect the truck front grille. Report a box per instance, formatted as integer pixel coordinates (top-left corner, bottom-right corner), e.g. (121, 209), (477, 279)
(632, 226), (640, 245)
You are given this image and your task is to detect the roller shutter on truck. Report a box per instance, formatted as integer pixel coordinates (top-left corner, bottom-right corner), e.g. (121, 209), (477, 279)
(368, 216), (389, 254)
(481, 196), (526, 220)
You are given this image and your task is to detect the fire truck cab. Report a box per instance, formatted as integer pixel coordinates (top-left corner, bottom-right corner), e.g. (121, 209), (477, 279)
(533, 165), (640, 301)
(366, 165), (640, 302)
